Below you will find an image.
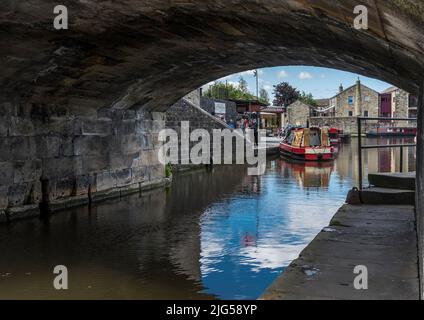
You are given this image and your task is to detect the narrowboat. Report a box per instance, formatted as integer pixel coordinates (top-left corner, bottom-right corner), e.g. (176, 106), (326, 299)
(366, 127), (417, 137)
(280, 127), (335, 161)
(328, 128), (342, 145)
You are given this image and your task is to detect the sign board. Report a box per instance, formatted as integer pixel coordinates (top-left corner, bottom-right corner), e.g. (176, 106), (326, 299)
(214, 102), (226, 114)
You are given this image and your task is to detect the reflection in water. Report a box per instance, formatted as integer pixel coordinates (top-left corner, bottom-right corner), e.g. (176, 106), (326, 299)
(0, 138), (416, 300)
(280, 159), (333, 188)
(336, 137), (415, 186)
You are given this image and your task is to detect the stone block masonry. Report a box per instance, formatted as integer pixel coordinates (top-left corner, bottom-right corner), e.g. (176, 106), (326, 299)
(310, 117), (379, 135)
(166, 98), (230, 171)
(199, 97), (239, 123)
(0, 101), (167, 222)
(393, 89), (410, 126)
(287, 100), (312, 127)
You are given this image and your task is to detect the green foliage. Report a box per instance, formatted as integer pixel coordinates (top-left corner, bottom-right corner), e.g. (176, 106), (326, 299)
(299, 91), (318, 107)
(259, 88), (269, 104)
(204, 76), (257, 101)
(238, 76), (249, 93)
(205, 78), (313, 108)
(165, 164), (173, 178)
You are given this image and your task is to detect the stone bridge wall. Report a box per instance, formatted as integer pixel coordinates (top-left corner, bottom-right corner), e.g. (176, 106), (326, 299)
(310, 116), (416, 134)
(166, 99), (231, 171)
(199, 97), (239, 123)
(0, 103), (166, 222)
(310, 117), (379, 135)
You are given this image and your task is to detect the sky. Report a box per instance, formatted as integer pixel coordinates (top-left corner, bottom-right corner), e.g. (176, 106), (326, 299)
(201, 66), (393, 104)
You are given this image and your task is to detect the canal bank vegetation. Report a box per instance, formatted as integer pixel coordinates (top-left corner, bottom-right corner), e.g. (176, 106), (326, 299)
(204, 77), (269, 104)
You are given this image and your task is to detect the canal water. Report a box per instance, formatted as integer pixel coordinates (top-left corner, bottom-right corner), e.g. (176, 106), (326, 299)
(0, 138), (415, 299)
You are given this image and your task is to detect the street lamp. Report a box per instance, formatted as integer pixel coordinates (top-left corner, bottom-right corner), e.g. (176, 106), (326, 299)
(253, 69), (259, 100)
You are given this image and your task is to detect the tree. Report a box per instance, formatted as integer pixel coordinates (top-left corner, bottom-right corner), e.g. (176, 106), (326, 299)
(259, 88), (270, 104)
(273, 82), (300, 107)
(238, 76), (249, 94)
(204, 81), (256, 101)
(299, 91), (318, 107)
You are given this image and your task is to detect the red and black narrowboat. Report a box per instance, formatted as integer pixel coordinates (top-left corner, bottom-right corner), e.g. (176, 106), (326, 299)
(280, 127), (335, 161)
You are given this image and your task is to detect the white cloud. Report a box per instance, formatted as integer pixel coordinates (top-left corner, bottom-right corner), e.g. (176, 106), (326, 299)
(201, 81), (215, 91)
(320, 74), (326, 79)
(299, 72), (313, 80)
(228, 81), (239, 88)
(263, 84), (273, 91)
(277, 70), (289, 79)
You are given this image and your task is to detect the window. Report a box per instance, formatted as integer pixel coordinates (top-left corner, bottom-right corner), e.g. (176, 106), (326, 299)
(364, 110), (369, 117)
(364, 96), (370, 102)
(348, 111), (353, 117)
(348, 96), (354, 105)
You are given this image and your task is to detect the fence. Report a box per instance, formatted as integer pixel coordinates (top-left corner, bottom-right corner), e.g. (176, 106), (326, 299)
(357, 117), (417, 190)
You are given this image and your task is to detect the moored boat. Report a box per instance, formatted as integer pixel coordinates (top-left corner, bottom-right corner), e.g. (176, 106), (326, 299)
(366, 127), (417, 137)
(280, 127), (335, 161)
(328, 128), (342, 145)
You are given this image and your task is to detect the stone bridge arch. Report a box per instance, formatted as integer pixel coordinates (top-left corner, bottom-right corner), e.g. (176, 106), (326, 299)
(1, 0), (424, 112)
(1, 0), (424, 297)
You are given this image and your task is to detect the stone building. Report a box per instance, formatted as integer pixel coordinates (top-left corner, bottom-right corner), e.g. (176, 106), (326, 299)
(331, 79), (380, 118)
(409, 95), (419, 119)
(260, 106), (285, 131)
(312, 99), (334, 117)
(381, 86), (416, 122)
(286, 100), (314, 127)
(182, 89), (238, 123)
(289, 79), (418, 135)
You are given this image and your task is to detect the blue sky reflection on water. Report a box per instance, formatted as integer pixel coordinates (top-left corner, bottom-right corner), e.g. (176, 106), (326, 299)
(199, 159), (353, 299)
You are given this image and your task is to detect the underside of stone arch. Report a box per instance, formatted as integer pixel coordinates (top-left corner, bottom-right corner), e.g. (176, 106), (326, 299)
(1, 0), (424, 112)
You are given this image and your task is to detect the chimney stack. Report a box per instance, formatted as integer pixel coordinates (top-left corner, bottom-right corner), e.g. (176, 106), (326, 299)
(355, 77), (362, 116)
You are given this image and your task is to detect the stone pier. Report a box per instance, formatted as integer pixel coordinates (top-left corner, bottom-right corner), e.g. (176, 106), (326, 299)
(416, 81), (424, 298)
(0, 104), (167, 222)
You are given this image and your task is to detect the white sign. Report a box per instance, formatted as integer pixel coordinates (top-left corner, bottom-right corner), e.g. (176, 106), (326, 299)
(214, 102), (226, 114)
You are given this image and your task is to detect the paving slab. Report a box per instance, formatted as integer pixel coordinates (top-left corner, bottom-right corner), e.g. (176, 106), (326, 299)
(261, 204), (419, 300)
(368, 172), (416, 190)
(360, 187), (415, 205)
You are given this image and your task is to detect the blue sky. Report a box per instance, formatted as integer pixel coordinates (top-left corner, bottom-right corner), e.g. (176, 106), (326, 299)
(202, 66), (392, 103)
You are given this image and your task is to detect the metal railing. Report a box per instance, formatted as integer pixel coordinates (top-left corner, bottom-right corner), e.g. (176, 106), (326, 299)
(357, 117), (417, 190)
